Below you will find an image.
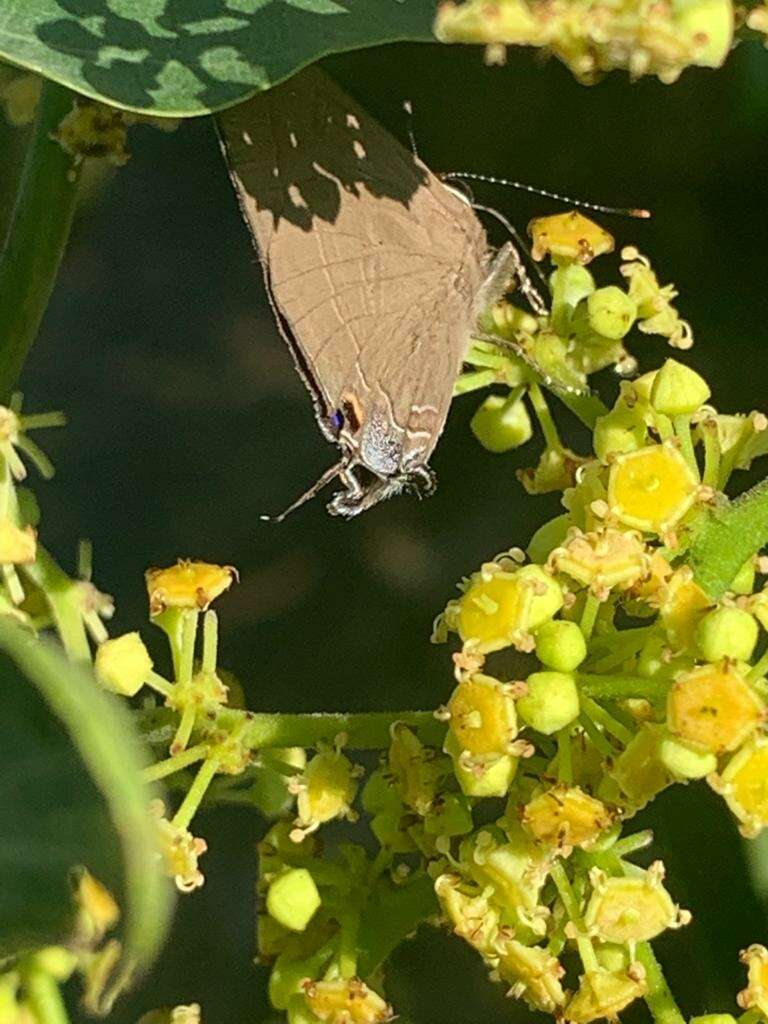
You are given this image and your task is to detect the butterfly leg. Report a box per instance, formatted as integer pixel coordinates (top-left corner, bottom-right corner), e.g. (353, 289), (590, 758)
(475, 241), (548, 318)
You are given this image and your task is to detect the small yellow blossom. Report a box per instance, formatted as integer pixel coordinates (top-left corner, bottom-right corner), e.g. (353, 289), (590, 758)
(658, 566), (711, 650)
(456, 563), (563, 653)
(738, 945), (768, 1016)
(151, 800), (208, 893)
(565, 968), (646, 1023)
(464, 827), (551, 931)
(302, 978), (392, 1024)
(292, 750), (359, 839)
(626, 550), (673, 605)
(388, 724), (442, 815)
(0, 518), (36, 564)
(548, 526), (649, 597)
(522, 785), (614, 852)
(435, 872), (500, 953)
(529, 212), (614, 265)
(518, 447), (588, 495)
(711, 737), (768, 837)
(620, 247), (693, 349)
(447, 674), (518, 761)
(72, 868), (120, 946)
(584, 863), (688, 943)
(495, 937), (566, 1013)
(607, 443), (697, 534)
(610, 724), (671, 811)
(146, 560), (237, 615)
(667, 664), (764, 754)
(95, 632), (153, 697)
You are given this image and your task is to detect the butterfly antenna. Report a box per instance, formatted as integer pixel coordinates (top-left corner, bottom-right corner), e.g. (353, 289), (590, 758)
(260, 459), (346, 524)
(442, 171), (651, 220)
(473, 201), (549, 315)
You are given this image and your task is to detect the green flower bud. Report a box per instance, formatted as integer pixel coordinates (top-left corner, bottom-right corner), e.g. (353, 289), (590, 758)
(534, 620), (587, 672)
(551, 264), (596, 333)
(266, 868), (321, 933)
(689, 1017), (738, 1024)
(517, 671), (580, 735)
(586, 287), (637, 341)
(595, 944), (630, 973)
(650, 358), (711, 416)
(527, 514), (570, 563)
(673, 0), (733, 68)
(695, 606), (758, 663)
(730, 559), (756, 595)
(593, 406), (647, 463)
(424, 792), (473, 836)
(471, 392), (532, 453)
(658, 734), (717, 780)
(95, 632), (153, 697)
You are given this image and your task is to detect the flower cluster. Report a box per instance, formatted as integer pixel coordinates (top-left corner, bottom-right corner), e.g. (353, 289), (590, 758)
(434, 0), (735, 83)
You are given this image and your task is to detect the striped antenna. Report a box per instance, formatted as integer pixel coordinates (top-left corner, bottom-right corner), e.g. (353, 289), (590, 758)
(441, 171), (651, 219)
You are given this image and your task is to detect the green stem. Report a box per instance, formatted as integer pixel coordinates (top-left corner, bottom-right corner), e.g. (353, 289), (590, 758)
(701, 419), (721, 489)
(577, 672), (670, 704)
(172, 754), (220, 831)
(336, 912), (360, 979)
(528, 382), (563, 451)
(580, 695), (634, 745)
(673, 415), (698, 479)
(579, 594), (600, 641)
(22, 962), (70, 1024)
(557, 727), (573, 783)
(202, 610), (217, 673)
(138, 706), (445, 751)
(142, 742), (209, 783)
(688, 475), (768, 599)
(636, 943), (685, 1024)
(748, 647), (768, 683)
(550, 861), (598, 972)
(453, 369), (498, 395)
(21, 546), (90, 661)
(0, 81), (80, 401)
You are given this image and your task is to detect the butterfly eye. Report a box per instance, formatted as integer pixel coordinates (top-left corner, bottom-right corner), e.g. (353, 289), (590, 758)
(330, 409), (344, 432)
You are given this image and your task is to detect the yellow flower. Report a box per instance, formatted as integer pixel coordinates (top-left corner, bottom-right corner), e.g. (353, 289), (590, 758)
(610, 724), (671, 811)
(292, 750), (359, 839)
(585, 862), (689, 943)
(659, 566), (711, 650)
(72, 868), (120, 946)
(495, 937), (566, 1013)
(95, 632), (153, 697)
(456, 563), (563, 653)
(435, 872), (500, 954)
(388, 724), (442, 815)
(620, 247), (693, 349)
(529, 212), (614, 265)
(463, 826), (551, 932)
(150, 800), (207, 893)
(0, 518), (36, 564)
(302, 978), (392, 1024)
(667, 664), (764, 755)
(447, 674), (518, 761)
(522, 786), (614, 852)
(565, 968), (646, 1023)
(145, 560), (237, 615)
(738, 945), (768, 1016)
(711, 737), (768, 837)
(548, 527), (649, 597)
(607, 443), (697, 534)
(53, 100), (131, 167)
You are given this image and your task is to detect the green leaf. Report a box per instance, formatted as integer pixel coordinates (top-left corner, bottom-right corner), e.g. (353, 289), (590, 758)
(357, 871), (438, 979)
(0, 618), (174, 1011)
(687, 476), (768, 599)
(0, 1), (435, 118)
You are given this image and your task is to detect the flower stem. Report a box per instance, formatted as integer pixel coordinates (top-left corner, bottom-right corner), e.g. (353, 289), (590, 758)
(577, 672), (670, 704)
(550, 861), (598, 972)
(138, 706), (445, 751)
(143, 742), (209, 783)
(636, 943), (686, 1024)
(580, 695), (634, 745)
(579, 594), (600, 641)
(172, 754), (220, 831)
(21, 545), (90, 662)
(528, 382), (563, 452)
(0, 81), (80, 401)
(673, 415), (698, 479)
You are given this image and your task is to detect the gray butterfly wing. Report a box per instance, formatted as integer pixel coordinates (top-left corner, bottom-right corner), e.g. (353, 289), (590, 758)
(218, 66), (488, 476)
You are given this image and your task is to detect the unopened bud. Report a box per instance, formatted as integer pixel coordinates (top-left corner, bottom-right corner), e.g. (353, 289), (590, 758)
(695, 606), (758, 663)
(650, 358), (711, 416)
(517, 671), (580, 735)
(266, 868), (321, 933)
(534, 620), (587, 672)
(471, 393), (533, 453)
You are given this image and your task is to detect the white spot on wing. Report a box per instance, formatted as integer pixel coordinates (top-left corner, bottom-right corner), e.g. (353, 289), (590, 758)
(353, 140), (366, 159)
(289, 131), (298, 148)
(346, 113), (361, 129)
(242, 130), (253, 145)
(288, 184), (307, 209)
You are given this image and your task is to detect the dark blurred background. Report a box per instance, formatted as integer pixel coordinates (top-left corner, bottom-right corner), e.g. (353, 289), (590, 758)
(4, 35), (768, 1024)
